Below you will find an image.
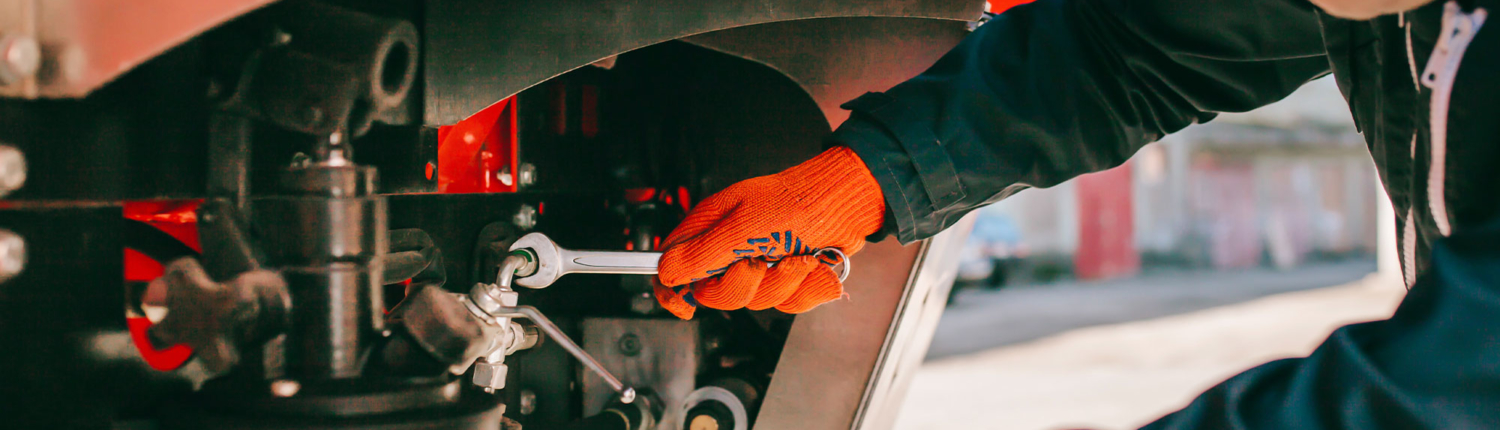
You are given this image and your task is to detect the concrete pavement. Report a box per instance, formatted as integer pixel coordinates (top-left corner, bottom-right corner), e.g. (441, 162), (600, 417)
(896, 269), (1405, 430)
(928, 260), (1377, 359)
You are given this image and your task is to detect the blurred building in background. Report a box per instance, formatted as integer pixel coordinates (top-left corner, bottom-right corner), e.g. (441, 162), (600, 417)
(959, 78), (1378, 289)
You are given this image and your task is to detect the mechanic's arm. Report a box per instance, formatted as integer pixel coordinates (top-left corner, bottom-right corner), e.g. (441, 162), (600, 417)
(1142, 215), (1500, 429)
(655, 0), (1332, 318)
(835, 0), (1331, 243)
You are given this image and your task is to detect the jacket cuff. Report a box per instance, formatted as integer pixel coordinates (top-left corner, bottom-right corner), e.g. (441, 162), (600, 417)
(827, 92), (967, 244)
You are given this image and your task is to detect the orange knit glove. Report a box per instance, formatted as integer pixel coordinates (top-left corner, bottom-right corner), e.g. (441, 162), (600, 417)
(655, 146), (886, 319)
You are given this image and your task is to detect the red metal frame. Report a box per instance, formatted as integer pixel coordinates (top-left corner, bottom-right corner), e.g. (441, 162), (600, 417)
(436, 96), (520, 193)
(988, 0), (1035, 14)
(0, 0), (278, 99)
(122, 199), (202, 371)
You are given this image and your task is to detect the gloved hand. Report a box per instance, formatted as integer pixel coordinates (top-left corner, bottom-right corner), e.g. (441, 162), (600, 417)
(655, 146), (886, 319)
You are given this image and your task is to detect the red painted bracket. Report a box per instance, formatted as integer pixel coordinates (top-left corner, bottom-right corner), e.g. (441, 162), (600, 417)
(123, 199), (202, 371)
(436, 96), (519, 193)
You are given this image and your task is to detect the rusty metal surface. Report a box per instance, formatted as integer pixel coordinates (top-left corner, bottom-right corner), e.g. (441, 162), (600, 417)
(421, 0), (984, 125)
(0, 0), (277, 99)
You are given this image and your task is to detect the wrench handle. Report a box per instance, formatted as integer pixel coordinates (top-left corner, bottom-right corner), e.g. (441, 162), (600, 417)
(564, 251), (662, 275)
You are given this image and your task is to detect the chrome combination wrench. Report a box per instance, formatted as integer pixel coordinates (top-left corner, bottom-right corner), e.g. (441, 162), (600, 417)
(505, 232), (849, 290)
(484, 232), (849, 405)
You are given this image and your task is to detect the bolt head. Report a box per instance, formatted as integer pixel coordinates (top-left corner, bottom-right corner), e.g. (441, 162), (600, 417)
(517, 163), (536, 187)
(630, 292), (658, 314)
(497, 168), (514, 186)
(518, 389), (538, 415)
(270, 379), (301, 397)
(0, 145), (26, 197)
(620, 387), (636, 404)
(0, 229), (24, 283)
(473, 361), (508, 390)
(268, 27), (293, 46)
(289, 152), (312, 168)
(470, 283), (520, 316)
(617, 333), (643, 357)
(0, 35), (40, 85)
(513, 205), (538, 230)
(442, 381), (461, 400)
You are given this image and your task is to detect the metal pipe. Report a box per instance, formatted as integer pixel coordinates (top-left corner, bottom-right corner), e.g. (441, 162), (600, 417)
(495, 252), (529, 290)
(493, 305), (635, 404)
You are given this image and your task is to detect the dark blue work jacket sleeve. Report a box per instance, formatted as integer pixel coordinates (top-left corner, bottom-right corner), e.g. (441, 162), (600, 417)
(1143, 215), (1500, 429)
(831, 0), (1331, 243)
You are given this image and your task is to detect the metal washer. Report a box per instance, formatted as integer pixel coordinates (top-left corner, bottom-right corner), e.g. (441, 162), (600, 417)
(675, 386), (748, 430)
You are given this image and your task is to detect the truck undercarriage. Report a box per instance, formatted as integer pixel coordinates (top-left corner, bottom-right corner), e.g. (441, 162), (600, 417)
(0, 1), (982, 428)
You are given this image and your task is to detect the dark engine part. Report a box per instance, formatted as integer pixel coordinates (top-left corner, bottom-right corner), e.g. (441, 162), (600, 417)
(0, 0), (978, 428)
(157, 158), (505, 429)
(251, 162), (388, 380)
(209, 1), (420, 137)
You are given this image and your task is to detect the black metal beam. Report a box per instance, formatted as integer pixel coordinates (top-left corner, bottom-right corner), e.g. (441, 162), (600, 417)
(421, 0), (983, 124)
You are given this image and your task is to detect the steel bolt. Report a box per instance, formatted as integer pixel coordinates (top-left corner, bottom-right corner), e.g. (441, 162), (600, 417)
(617, 333), (643, 357)
(0, 35), (40, 85)
(629, 291), (657, 314)
(0, 229), (25, 283)
(270, 379), (301, 397)
(518, 389), (538, 415)
(517, 163), (536, 187)
(497, 167), (514, 186)
(442, 381), (461, 400)
(269, 27), (293, 46)
(289, 152), (312, 168)
(470, 283), (519, 316)
(473, 360), (509, 391)
(0, 145), (25, 197)
(513, 204), (538, 230)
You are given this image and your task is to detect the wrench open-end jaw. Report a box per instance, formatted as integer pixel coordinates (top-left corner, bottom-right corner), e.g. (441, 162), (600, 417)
(506, 232), (662, 289)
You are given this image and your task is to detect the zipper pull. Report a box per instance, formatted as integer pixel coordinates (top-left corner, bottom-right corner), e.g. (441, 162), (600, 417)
(1421, 1), (1487, 91)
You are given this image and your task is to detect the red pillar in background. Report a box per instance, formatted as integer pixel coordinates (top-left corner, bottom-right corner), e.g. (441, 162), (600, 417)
(1074, 163), (1139, 280)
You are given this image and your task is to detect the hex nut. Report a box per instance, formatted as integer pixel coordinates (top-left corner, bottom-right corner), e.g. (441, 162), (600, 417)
(517, 163), (536, 187)
(470, 283), (520, 316)
(270, 379), (301, 398)
(496, 167), (514, 186)
(0, 35), (40, 85)
(629, 291), (658, 314)
(513, 205), (538, 230)
(0, 145), (26, 197)
(473, 361), (509, 390)
(617, 333), (643, 357)
(0, 229), (24, 283)
(518, 389), (538, 415)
